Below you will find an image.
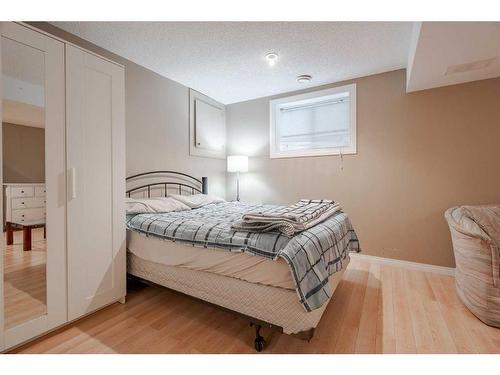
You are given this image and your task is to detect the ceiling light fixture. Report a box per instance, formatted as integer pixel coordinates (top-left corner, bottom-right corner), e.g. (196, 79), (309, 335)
(297, 74), (312, 83)
(265, 52), (279, 66)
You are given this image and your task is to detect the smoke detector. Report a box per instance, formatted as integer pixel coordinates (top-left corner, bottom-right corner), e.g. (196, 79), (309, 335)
(297, 74), (312, 83)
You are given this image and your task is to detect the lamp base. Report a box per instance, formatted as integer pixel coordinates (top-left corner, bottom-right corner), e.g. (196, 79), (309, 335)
(236, 172), (240, 202)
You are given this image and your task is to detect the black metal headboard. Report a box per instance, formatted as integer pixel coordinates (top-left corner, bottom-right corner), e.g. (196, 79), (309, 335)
(126, 171), (208, 198)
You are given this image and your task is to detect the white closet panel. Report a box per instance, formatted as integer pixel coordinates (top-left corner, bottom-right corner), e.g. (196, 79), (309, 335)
(1, 22), (66, 350)
(66, 45), (125, 321)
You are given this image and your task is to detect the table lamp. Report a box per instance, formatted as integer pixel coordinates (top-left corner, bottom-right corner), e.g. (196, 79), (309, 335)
(227, 155), (248, 201)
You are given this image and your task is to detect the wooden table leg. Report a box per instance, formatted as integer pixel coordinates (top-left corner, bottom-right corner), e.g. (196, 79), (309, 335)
(6, 222), (14, 245)
(23, 225), (32, 251)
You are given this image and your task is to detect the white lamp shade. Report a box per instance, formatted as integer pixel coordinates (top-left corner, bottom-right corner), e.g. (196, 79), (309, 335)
(227, 155), (248, 173)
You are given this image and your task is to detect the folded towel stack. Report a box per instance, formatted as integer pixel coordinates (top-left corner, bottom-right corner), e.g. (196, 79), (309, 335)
(231, 199), (342, 236)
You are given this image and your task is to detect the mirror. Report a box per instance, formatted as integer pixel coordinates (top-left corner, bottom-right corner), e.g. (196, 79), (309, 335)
(2, 36), (47, 329)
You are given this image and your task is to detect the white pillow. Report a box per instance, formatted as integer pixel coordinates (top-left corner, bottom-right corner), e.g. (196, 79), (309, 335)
(126, 197), (191, 214)
(169, 193), (226, 209)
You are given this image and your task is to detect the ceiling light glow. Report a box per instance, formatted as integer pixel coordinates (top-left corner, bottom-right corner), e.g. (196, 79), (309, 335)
(265, 52), (279, 66)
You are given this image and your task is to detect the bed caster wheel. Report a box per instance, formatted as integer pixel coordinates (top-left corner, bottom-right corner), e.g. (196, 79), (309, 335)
(254, 336), (265, 352)
(251, 323), (266, 352)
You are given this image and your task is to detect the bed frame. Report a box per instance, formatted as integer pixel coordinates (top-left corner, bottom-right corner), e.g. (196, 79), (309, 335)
(126, 170), (208, 197)
(125, 170), (322, 352)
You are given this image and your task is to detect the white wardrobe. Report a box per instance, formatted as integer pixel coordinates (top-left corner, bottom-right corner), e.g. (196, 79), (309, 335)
(0, 22), (125, 351)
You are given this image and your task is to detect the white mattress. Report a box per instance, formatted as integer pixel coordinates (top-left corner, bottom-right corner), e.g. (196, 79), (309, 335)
(126, 229), (295, 290)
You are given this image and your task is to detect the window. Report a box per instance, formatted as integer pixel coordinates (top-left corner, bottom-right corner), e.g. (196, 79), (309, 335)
(269, 84), (356, 158)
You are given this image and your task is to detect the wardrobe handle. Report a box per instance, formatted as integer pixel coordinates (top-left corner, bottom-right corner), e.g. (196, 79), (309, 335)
(69, 167), (77, 200)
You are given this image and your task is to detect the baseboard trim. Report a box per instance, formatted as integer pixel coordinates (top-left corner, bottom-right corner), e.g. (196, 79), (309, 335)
(350, 253), (455, 276)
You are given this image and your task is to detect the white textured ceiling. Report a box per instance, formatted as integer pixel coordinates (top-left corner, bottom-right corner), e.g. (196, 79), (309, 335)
(52, 22), (413, 104)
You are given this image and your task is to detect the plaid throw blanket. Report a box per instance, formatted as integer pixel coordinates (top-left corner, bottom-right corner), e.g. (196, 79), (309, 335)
(232, 199), (342, 236)
(126, 202), (360, 311)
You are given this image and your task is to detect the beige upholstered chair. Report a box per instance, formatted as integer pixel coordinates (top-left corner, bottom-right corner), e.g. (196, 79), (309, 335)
(445, 205), (500, 327)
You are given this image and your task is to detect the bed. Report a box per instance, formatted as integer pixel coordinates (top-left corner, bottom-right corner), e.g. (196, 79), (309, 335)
(125, 171), (359, 351)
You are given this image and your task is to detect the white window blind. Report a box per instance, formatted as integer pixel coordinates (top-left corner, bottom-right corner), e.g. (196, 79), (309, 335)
(270, 84), (356, 158)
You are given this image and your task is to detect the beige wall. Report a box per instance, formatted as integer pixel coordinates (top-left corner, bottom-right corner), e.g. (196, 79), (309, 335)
(226, 69), (500, 267)
(29, 23), (226, 197)
(124, 61), (226, 196)
(2, 122), (45, 183)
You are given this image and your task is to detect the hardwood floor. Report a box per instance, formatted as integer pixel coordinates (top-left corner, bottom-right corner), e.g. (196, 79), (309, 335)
(3, 228), (47, 329)
(11, 256), (500, 354)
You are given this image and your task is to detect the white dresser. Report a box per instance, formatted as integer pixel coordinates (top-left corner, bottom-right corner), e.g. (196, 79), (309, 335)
(4, 183), (46, 224)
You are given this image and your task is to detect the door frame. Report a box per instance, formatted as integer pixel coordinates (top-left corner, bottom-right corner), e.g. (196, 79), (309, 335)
(1, 22), (67, 350)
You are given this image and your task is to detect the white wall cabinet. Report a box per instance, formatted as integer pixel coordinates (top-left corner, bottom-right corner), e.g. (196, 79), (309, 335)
(189, 89), (226, 159)
(0, 23), (125, 352)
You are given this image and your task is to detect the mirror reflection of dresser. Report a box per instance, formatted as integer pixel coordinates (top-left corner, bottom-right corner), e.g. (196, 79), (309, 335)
(3, 183), (46, 252)
(4, 183), (46, 227)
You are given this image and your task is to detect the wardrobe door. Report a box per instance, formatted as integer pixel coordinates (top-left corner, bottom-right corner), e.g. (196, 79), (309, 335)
(1, 22), (66, 350)
(66, 45), (125, 321)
